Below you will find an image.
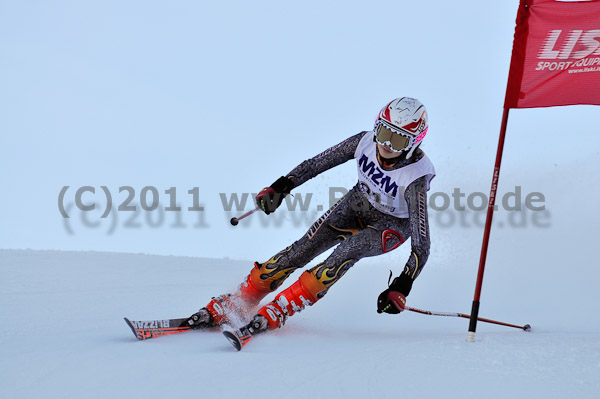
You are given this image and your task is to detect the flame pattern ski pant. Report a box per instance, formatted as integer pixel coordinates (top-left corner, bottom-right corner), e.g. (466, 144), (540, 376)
(227, 185), (414, 330)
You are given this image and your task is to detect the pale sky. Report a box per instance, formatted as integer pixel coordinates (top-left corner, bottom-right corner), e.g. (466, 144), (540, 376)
(1, 0), (598, 262)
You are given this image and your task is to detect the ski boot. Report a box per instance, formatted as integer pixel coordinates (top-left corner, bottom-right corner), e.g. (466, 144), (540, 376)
(223, 269), (330, 350)
(187, 263), (283, 329)
(186, 308), (213, 329)
(186, 294), (238, 329)
(223, 314), (269, 351)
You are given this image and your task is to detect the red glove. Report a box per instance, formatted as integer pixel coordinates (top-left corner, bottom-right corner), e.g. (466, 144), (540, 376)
(377, 290), (406, 314)
(377, 273), (411, 314)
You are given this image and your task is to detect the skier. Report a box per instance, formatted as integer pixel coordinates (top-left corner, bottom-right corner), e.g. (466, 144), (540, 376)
(187, 97), (435, 349)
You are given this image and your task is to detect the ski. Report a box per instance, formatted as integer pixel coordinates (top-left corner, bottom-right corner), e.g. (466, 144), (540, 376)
(223, 329), (254, 351)
(124, 317), (192, 340)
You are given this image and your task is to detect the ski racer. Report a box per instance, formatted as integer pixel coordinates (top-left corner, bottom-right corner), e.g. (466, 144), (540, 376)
(187, 97), (436, 347)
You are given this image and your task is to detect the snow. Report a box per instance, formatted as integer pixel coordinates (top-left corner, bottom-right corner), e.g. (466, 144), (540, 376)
(2, 1), (599, 397)
(1, 249), (598, 399)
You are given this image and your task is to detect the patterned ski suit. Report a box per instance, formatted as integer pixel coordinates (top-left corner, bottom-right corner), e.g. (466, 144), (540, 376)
(212, 131), (435, 330)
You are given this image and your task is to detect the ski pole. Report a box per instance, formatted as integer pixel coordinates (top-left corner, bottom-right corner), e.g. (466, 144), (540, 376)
(230, 208), (260, 226)
(406, 306), (531, 331)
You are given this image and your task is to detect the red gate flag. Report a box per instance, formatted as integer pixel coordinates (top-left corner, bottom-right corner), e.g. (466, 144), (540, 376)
(505, 0), (600, 108)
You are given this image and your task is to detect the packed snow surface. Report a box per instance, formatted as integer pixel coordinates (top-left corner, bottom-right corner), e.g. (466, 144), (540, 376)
(1, 249), (598, 399)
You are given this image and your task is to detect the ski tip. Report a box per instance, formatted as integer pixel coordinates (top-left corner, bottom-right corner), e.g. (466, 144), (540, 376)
(124, 317), (142, 340)
(223, 329), (255, 351)
(223, 330), (243, 351)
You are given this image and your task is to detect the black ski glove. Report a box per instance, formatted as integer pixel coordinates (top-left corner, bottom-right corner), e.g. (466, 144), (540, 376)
(256, 176), (294, 215)
(377, 273), (413, 314)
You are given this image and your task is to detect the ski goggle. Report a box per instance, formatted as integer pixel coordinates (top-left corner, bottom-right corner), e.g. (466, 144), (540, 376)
(374, 122), (413, 152)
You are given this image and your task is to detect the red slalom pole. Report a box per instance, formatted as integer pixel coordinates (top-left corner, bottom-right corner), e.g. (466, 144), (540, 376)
(407, 306), (530, 331)
(467, 108), (511, 342)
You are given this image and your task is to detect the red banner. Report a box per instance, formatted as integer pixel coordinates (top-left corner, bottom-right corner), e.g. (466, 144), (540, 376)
(505, 0), (600, 108)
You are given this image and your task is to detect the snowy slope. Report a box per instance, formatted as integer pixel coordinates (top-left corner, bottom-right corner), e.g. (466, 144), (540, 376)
(1, 249), (598, 399)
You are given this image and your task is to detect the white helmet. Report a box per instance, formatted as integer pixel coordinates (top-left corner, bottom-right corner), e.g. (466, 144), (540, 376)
(373, 97), (428, 159)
